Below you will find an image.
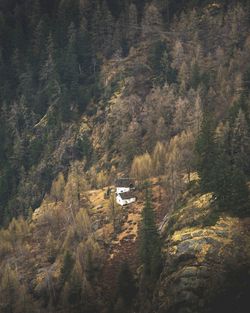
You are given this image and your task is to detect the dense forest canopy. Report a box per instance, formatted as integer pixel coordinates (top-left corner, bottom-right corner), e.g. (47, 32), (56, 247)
(0, 0), (249, 224)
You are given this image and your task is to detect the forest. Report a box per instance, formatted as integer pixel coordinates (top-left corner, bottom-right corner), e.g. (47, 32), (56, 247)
(0, 0), (250, 313)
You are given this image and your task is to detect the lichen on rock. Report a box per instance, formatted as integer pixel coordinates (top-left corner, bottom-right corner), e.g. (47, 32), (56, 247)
(153, 193), (250, 313)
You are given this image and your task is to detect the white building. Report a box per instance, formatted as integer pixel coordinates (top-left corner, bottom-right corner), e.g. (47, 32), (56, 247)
(116, 192), (137, 206)
(115, 178), (134, 193)
(115, 178), (136, 206)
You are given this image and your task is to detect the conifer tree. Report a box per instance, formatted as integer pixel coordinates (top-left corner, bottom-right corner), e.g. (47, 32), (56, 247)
(152, 142), (167, 176)
(32, 18), (48, 68)
(140, 185), (162, 281)
(65, 23), (78, 88)
(60, 251), (74, 286)
(210, 121), (250, 216)
(231, 109), (250, 176)
(77, 22), (92, 84)
(196, 112), (217, 192)
(130, 152), (153, 181)
(230, 165), (250, 216)
(117, 262), (136, 308)
(109, 192), (120, 232)
(39, 34), (61, 114)
(50, 172), (65, 203)
(190, 60), (201, 89)
(214, 123), (233, 210)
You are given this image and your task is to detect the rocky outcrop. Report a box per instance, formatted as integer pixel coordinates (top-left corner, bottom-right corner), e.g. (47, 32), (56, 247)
(153, 193), (250, 313)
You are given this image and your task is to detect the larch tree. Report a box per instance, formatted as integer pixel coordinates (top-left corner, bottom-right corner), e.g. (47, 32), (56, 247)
(171, 40), (184, 71)
(141, 3), (163, 39)
(152, 141), (167, 176)
(46, 231), (58, 263)
(120, 120), (141, 164)
(64, 161), (89, 216)
(172, 97), (190, 133)
(50, 172), (65, 203)
(130, 152), (153, 181)
(109, 192), (121, 232)
(0, 264), (35, 313)
(165, 135), (184, 206)
(192, 93), (203, 135)
(75, 209), (92, 240)
(178, 61), (189, 93)
(155, 116), (168, 143)
(96, 170), (108, 189)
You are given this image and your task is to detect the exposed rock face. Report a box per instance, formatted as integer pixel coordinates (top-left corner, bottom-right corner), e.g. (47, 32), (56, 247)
(153, 193), (250, 313)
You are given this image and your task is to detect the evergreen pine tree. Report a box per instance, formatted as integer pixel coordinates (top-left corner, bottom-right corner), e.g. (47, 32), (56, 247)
(230, 165), (250, 217)
(196, 112), (217, 193)
(60, 251), (74, 286)
(77, 22), (92, 82)
(231, 109), (250, 176)
(213, 121), (250, 216)
(117, 262), (136, 308)
(39, 34), (61, 111)
(140, 185), (162, 281)
(190, 61), (201, 89)
(214, 123), (233, 210)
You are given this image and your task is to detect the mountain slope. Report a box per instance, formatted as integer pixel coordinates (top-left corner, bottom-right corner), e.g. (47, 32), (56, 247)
(0, 1), (250, 313)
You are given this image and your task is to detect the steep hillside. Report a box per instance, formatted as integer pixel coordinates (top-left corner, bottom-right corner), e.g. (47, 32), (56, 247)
(0, 177), (166, 312)
(154, 190), (250, 313)
(0, 1), (250, 313)
(1, 0), (250, 224)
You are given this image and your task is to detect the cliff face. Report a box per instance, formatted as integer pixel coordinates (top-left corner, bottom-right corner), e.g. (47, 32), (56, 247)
(153, 192), (250, 313)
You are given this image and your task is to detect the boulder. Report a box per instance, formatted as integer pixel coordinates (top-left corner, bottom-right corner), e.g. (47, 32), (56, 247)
(152, 195), (250, 313)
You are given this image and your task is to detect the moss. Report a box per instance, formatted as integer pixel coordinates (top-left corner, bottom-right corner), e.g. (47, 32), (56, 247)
(164, 214), (179, 237)
(202, 211), (220, 227)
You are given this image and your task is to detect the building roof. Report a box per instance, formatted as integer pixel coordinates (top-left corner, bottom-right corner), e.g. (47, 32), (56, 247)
(119, 191), (136, 200)
(115, 178), (134, 188)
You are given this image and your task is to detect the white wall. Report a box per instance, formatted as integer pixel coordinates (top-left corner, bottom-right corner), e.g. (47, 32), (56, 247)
(125, 197), (136, 205)
(116, 195), (136, 206)
(116, 194), (123, 206)
(116, 187), (130, 193)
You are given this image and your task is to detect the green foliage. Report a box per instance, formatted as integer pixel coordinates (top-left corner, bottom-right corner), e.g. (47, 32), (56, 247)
(106, 0), (126, 17)
(214, 122), (250, 217)
(205, 265), (250, 313)
(117, 262), (137, 308)
(28, 137), (44, 166)
(66, 272), (83, 309)
(196, 112), (217, 193)
(196, 110), (250, 217)
(0, 263), (37, 313)
(139, 185), (162, 281)
(76, 134), (93, 163)
(149, 41), (177, 86)
(190, 61), (201, 90)
(202, 208), (220, 227)
(60, 251), (74, 285)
